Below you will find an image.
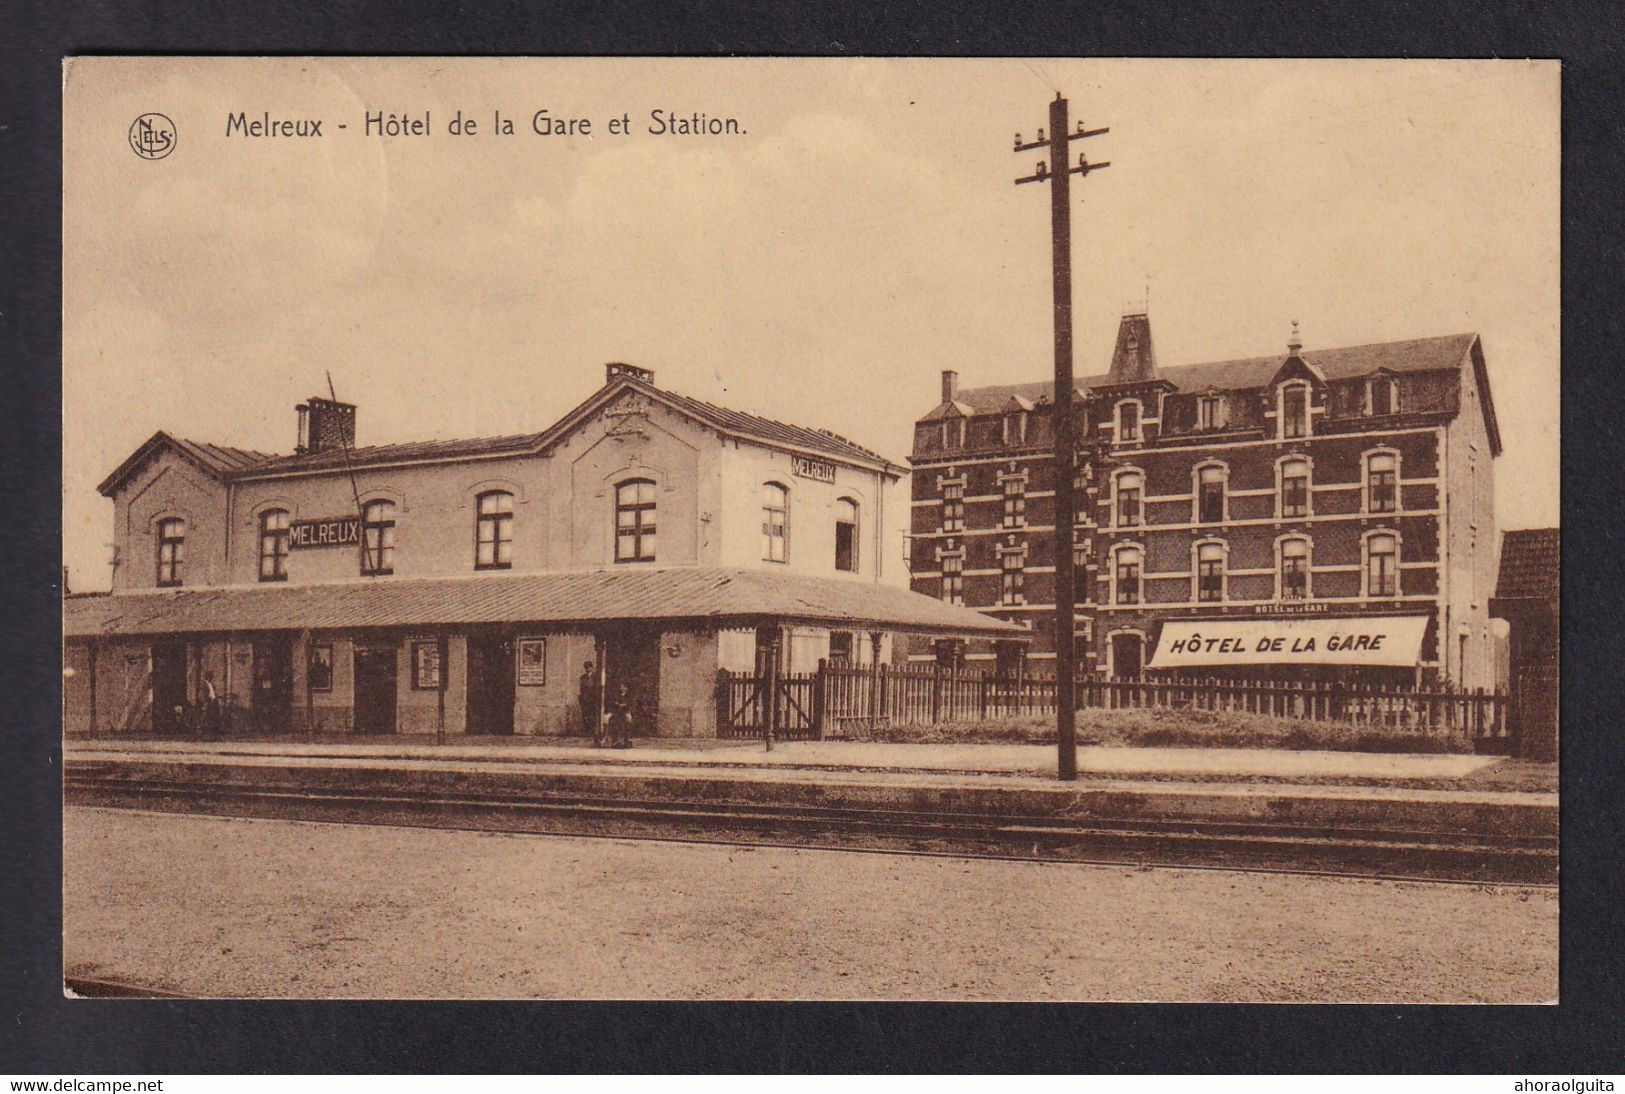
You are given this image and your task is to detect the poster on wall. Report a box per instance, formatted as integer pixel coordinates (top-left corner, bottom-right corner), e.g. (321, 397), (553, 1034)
(516, 637), (547, 686)
(411, 640), (442, 690)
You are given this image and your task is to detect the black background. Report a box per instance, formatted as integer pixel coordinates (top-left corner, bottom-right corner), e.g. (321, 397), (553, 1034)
(3, 0), (1621, 1074)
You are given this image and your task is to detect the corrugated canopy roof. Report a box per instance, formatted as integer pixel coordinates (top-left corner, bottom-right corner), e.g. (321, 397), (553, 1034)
(1493, 528), (1560, 601)
(62, 567), (1028, 639)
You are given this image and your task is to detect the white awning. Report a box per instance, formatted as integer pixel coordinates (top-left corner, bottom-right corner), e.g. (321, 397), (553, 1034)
(1147, 615), (1429, 669)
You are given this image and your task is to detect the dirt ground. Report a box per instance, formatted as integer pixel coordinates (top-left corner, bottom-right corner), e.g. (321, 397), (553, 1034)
(64, 806), (1557, 1002)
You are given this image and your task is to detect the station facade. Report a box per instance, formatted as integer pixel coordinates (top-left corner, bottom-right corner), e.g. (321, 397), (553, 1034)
(907, 314), (1502, 687)
(65, 363), (1022, 738)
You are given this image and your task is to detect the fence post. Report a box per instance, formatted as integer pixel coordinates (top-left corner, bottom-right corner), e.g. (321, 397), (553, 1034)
(813, 658), (827, 740)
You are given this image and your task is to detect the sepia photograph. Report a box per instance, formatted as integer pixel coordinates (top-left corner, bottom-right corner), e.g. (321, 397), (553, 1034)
(60, 56), (1559, 1003)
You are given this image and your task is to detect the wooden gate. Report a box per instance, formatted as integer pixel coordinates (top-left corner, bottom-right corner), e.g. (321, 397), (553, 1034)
(715, 670), (821, 740)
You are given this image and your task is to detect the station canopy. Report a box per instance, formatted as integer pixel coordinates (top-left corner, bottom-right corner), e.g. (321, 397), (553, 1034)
(1146, 616), (1429, 670)
(62, 566), (1028, 640)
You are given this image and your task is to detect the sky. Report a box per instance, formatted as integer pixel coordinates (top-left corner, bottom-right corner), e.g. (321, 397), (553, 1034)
(62, 57), (1560, 592)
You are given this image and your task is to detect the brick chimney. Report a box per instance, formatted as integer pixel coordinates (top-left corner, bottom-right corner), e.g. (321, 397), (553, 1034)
(941, 370), (959, 404)
(296, 396), (357, 455)
(606, 362), (655, 386)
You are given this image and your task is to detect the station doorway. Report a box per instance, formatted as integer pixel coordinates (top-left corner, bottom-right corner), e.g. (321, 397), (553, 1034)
(466, 632), (516, 736)
(252, 637), (293, 734)
(1110, 633), (1143, 680)
(353, 645), (398, 734)
(604, 625), (661, 737)
(150, 641), (188, 736)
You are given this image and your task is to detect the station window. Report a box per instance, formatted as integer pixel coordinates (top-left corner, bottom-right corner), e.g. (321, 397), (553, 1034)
(258, 509), (289, 582)
(1280, 538), (1311, 600)
(156, 518), (185, 587)
(475, 491), (514, 570)
(362, 500), (395, 576)
(615, 479), (658, 563)
(828, 631), (854, 665)
(835, 497), (859, 572)
(762, 482), (789, 563)
(1367, 533), (1399, 598)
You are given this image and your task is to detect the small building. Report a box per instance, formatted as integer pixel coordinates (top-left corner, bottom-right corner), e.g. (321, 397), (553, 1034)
(1490, 527), (1559, 759)
(908, 311), (1502, 687)
(64, 364), (1022, 738)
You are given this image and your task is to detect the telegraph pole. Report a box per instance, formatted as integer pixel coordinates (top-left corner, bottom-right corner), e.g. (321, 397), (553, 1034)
(1014, 93), (1109, 781)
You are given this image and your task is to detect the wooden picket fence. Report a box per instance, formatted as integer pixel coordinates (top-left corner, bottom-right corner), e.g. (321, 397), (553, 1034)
(715, 663), (1512, 746)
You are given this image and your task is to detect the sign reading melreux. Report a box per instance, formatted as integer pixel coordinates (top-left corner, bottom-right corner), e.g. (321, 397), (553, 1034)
(1148, 616), (1429, 669)
(289, 516), (361, 549)
(791, 455), (836, 483)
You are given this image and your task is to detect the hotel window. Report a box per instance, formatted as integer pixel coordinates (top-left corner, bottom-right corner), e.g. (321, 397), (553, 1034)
(1000, 552), (1025, 606)
(475, 491), (514, 570)
(940, 415), (966, 449)
(1281, 382), (1309, 439)
(1002, 478), (1026, 529)
(762, 482), (789, 562)
(941, 481), (964, 532)
(1367, 533), (1399, 598)
(258, 509), (289, 582)
(614, 479), (657, 563)
(1196, 464), (1226, 524)
(1114, 471), (1142, 528)
(1367, 452), (1398, 513)
(941, 553), (964, 605)
(1197, 543), (1225, 603)
(1073, 533), (1090, 570)
(362, 500), (395, 576)
(1114, 547), (1142, 605)
(1002, 411), (1028, 446)
(156, 518), (185, 587)
(1116, 401), (1140, 443)
(1280, 458), (1310, 518)
(1279, 538), (1310, 600)
(1197, 394), (1224, 430)
(1368, 377), (1398, 416)
(834, 497), (859, 572)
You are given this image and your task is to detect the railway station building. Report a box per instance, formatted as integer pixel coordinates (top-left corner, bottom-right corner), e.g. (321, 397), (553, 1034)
(907, 313), (1502, 688)
(64, 363), (1022, 738)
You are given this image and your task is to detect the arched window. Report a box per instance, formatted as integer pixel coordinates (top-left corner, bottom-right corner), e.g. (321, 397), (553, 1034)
(475, 491), (514, 570)
(1279, 537), (1311, 600)
(362, 500), (395, 576)
(1114, 546), (1142, 605)
(1196, 542), (1225, 603)
(1196, 464), (1226, 524)
(258, 509), (289, 582)
(1366, 532), (1399, 598)
(615, 479), (657, 563)
(1116, 401), (1141, 443)
(834, 497), (859, 572)
(1367, 451), (1398, 513)
(156, 518), (185, 587)
(1280, 382), (1310, 439)
(761, 482), (789, 562)
(1114, 470), (1143, 528)
(1280, 457), (1311, 518)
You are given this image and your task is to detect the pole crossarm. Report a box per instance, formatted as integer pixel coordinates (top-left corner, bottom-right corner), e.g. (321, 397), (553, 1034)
(1014, 160), (1111, 185)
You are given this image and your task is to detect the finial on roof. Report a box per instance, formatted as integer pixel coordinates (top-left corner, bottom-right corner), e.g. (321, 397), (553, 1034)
(1287, 319), (1302, 355)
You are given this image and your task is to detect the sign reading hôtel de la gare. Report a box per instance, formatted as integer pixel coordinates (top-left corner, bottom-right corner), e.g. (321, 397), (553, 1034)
(289, 516), (362, 549)
(1148, 616), (1430, 669)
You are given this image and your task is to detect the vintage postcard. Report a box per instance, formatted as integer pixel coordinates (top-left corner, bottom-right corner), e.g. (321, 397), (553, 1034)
(62, 56), (1558, 1002)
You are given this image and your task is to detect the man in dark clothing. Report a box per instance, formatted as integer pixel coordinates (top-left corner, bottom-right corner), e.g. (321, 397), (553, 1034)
(607, 681), (635, 748)
(200, 670), (222, 738)
(579, 661), (602, 745)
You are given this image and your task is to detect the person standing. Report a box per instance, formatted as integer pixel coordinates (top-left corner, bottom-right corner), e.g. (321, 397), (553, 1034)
(578, 661), (602, 745)
(201, 670), (222, 739)
(607, 681), (635, 749)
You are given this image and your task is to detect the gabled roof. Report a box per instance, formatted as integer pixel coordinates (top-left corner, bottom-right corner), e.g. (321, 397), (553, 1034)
(62, 566), (1027, 639)
(949, 332), (1483, 413)
(1493, 528), (1560, 602)
(97, 432), (278, 497)
(100, 373), (907, 496)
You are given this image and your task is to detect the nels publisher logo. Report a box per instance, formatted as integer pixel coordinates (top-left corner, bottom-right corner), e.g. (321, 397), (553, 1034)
(128, 113), (176, 160)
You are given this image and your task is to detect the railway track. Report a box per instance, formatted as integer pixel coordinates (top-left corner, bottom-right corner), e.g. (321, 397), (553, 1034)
(64, 766), (1557, 886)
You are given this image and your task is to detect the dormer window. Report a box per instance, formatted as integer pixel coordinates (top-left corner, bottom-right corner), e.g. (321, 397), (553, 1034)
(1280, 382), (1310, 439)
(1196, 394), (1224, 431)
(1002, 411), (1028, 446)
(1116, 401), (1140, 443)
(1368, 377), (1398, 416)
(940, 415), (966, 449)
